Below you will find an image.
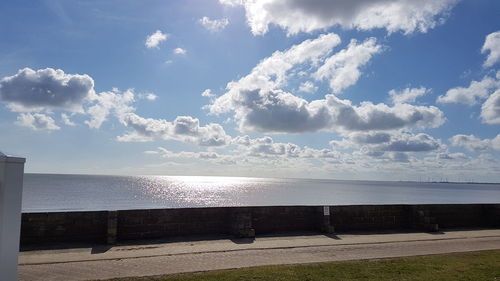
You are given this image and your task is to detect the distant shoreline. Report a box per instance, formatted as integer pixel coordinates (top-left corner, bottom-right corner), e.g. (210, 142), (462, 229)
(23, 172), (500, 185)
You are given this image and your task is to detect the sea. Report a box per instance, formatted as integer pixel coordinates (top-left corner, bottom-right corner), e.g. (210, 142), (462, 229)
(22, 173), (500, 212)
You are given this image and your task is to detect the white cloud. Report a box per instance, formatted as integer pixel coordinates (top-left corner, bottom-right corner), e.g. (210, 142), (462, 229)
(85, 88), (135, 129)
(0, 68), (94, 112)
(142, 131), (499, 181)
(482, 31), (500, 68)
(331, 131), (392, 149)
(221, 0), (458, 35)
(345, 132), (392, 145)
(199, 17), (229, 32)
(437, 71), (500, 125)
(244, 137), (344, 159)
(437, 152), (467, 160)
(147, 147), (221, 160)
(210, 87), (444, 134)
(437, 73), (499, 105)
(212, 33), (340, 99)
(230, 135), (348, 161)
(61, 113), (76, 126)
(325, 96), (444, 132)
(298, 81), (317, 93)
(201, 89), (215, 98)
(16, 113), (60, 131)
(389, 87), (430, 104)
(206, 34), (438, 134)
(450, 134), (500, 152)
(313, 38), (382, 93)
(138, 93), (158, 101)
(118, 113), (231, 146)
(388, 152), (410, 162)
(173, 48), (187, 55)
(234, 136), (299, 157)
(481, 89), (500, 124)
(145, 30), (168, 49)
(331, 131), (443, 155)
(146, 132), (446, 174)
(377, 132), (442, 152)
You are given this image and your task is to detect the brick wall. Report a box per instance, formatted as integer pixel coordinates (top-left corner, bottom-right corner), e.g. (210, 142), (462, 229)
(411, 204), (500, 228)
(21, 211), (107, 244)
(20, 204), (500, 246)
(330, 205), (410, 231)
(117, 208), (233, 240)
(250, 206), (323, 234)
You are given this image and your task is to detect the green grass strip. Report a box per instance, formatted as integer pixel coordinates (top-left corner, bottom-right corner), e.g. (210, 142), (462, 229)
(103, 250), (500, 281)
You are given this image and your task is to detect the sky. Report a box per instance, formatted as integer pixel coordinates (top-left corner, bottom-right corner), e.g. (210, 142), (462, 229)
(0, 0), (499, 182)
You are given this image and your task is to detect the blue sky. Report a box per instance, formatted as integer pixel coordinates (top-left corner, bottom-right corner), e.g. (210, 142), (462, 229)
(1, 0), (499, 181)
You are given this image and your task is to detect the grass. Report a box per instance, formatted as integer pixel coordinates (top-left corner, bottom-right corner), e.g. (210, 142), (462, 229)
(102, 250), (500, 281)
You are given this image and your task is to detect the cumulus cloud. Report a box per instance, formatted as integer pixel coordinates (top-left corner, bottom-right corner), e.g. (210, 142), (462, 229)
(389, 87), (430, 104)
(199, 17), (229, 32)
(389, 152), (410, 162)
(143, 131), (500, 179)
(481, 90), (500, 124)
(220, 0), (458, 35)
(118, 113), (231, 146)
(210, 88), (329, 133)
(146, 147), (221, 160)
(138, 93), (158, 101)
(85, 88), (135, 129)
(313, 38), (382, 93)
(210, 87), (444, 133)
(146, 135), (347, 165)
(232, 135), (346, 160)
(449, 134), (500, 152)
(173, 48), (187, 55)
(16, 113), (60, 131)
(0, 68), (94, 112)
(437, 73), (499, 105)
(298, 81), (317, 93)
(233, 136), (300, 157)
(214, 33), (340, 97)
(145, 137), (348, 168)
(201, 89), (215, 98)
(331, 132), (392, 148)
(351, 132), (392, 144)
(331, 131), (443, 155)
(377, 132), (442, 152)
(61, 113), (76, 126)
(146, 132), (443, 169)
(482, 31), (500, 67)
(437, 152), (467, 160)
(145, 30), (168, 49)
(437, 71), (500, 125)
(208, 33), (443, 133)
(326, 96), (445, 131)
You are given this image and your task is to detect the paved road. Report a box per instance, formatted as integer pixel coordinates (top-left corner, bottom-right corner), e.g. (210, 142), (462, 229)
(19, 229), (500, 281)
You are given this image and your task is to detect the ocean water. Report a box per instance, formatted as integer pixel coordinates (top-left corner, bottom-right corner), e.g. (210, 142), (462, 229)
(22, 173), (500, 212)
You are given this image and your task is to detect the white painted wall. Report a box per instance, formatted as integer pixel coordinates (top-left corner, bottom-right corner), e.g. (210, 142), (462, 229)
(0, 152), (26, 281)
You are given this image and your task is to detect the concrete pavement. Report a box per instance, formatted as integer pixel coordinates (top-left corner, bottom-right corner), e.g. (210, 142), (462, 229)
(19, 229), (500, 281)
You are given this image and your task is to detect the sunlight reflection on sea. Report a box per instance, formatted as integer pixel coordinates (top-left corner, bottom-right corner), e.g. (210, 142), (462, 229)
(22, 174), (500, 212)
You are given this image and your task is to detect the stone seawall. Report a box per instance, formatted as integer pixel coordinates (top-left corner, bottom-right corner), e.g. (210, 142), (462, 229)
(21, 204), (500, 246)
